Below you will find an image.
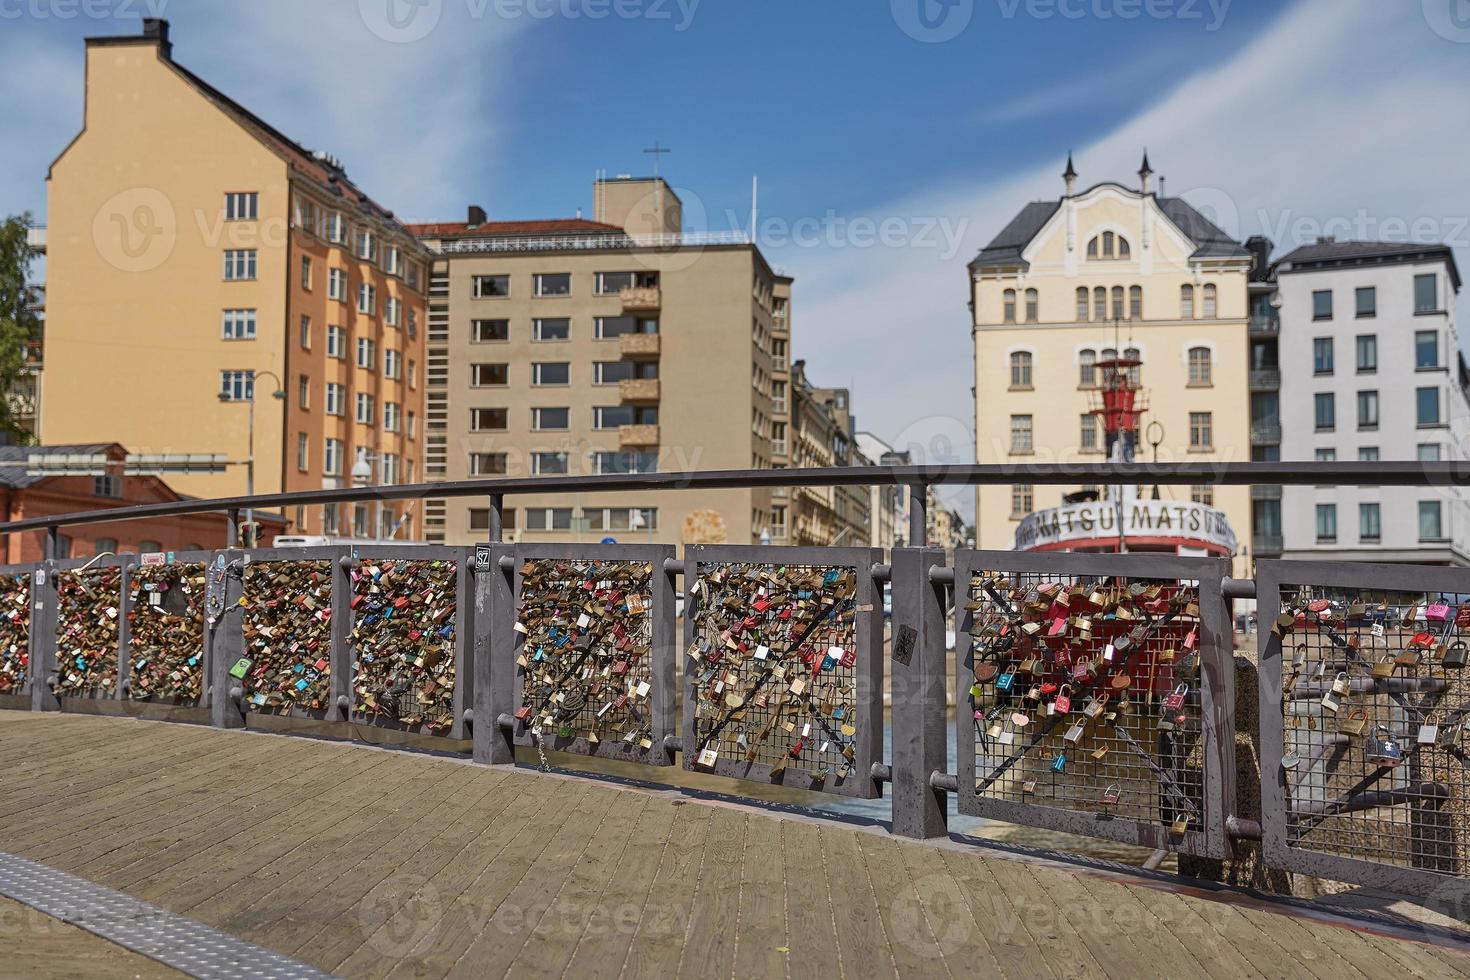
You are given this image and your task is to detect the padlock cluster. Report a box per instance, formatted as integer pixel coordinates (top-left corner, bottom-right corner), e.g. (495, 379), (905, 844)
(967, 571), (1203, 831)
(1277, 593), (1470, 778)
(55, 566), (121, 697)
(351, 559), (458, 733)
(0, 574), (29, 695)
(687, 562), (861, 786)
(239, 560), (333, 712)
(513, 559), (656, 751)
(126, 563), (206, 703)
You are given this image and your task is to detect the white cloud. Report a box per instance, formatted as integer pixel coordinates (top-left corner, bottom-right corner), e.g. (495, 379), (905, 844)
(781, 0), (1470, 519)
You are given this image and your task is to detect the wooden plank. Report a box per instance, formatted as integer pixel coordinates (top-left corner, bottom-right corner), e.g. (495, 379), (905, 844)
(0, 895), (182, 979)
(734, 810), (795, 980)
(856, 833), (961, 977)
(1121, 884), (1276, 980)
(897, 838), (1009, 978)
(1230, 906), (1366, 980)
(780, 818), (841, 978)
(936, 847), (1058, 979)
(670, 805), (747, 979)
(1357, 931), (1470, 975)
(618, 801), (714, 979)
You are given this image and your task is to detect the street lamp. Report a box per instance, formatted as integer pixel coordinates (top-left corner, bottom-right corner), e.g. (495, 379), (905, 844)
(218, 369), (284, 546)
(352, 449), (382, 540)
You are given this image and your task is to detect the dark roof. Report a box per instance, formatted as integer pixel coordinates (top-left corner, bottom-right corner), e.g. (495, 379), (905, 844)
(969, 190), (1250, 270)
(1273, 240), (1462, 289)
(0, 444), (118, 489)
(407, 218), (625, 239)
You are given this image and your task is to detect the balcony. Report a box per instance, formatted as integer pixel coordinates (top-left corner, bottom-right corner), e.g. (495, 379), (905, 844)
(1249, 313), (1279, 336)
(619, 378), (660, 403)
(619, 333), (661, 358)
(1249, 368), (1281, 391)
(1253, 531), (1284, 557)
(25, 226), (45, 254)
(620, 286), (661, 312)
(1251, 422), (1281, 445)
(772, 439), (788, 457)
(619, 424), (660, 447)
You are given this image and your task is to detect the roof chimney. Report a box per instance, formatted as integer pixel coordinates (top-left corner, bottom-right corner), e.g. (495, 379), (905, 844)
(142, 18), (171, 58)
(467, 205), (487, 227)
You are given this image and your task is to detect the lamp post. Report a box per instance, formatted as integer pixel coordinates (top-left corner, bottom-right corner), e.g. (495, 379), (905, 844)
(352, 450), (380, 540)
(218, 369), (284, 546)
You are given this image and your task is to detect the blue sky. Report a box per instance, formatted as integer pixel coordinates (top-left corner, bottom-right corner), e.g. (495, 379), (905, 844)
(4, 0), (1470, 517)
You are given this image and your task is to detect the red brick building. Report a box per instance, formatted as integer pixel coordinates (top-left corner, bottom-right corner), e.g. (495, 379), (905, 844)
(0, 444), (284, 563)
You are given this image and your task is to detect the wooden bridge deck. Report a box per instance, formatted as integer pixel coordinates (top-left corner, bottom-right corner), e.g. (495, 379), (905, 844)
(2, 713), (1469, 979)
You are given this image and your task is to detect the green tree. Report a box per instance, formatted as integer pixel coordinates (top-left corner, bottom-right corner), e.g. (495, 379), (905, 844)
(0, 213), (41, 443)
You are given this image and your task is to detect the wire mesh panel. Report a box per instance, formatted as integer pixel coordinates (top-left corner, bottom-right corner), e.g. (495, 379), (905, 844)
(508, 544), (676, 765)
(683, 545), (884, 799)
(350, 547), (470, 738)
(0, 569), (31, 698)
(53, 559), (127, 700)
(1258, 560), (1470, 904)
(955, 550), (1234, 858)
(239, 557), (335, 717)
(125, 558), (208, 706)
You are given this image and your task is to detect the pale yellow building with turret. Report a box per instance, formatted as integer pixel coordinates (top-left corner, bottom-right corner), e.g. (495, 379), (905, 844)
(969, 155), (1255, 573)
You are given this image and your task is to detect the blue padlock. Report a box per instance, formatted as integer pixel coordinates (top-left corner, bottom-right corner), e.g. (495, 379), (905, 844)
(996, 671), (1016, 692)
(1051, 753), (1066, 773)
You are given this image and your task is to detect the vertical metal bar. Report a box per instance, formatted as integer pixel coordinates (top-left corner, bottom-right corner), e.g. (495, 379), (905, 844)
(115, 558), (133, 702)
(225, 510), (241, 549)
(330, 552), (353, 721)
(907, 484), (927, 548)
(652, 551), (678, 762)
(487, 494), (504, 544)
(450, 547), (474, 741)
(208, 551), (246, 729)
(43, 528), (58, 560)
(889, 546), (949, 839)
(30, 561), (58, 712)
(473, 543), (516, 765)
(1197, 560), (1238, 860)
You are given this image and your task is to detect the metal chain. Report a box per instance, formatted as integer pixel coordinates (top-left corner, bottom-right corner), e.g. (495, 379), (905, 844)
(530, 722), (551, 773)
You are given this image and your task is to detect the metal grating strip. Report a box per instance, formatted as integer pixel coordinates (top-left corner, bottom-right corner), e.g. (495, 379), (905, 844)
(0, 852), (336, 980)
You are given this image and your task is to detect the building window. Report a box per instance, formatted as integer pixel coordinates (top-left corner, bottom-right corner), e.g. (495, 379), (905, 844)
(1024, 288), (1038, 323)
(1009, 351), (1033, 388)
(473, 319), (509, 343)
(1189, 411), (1213, 450)
(224, 192), (258, 221)
(1356, 390), (1379, 430)
(355, 392), (375, 424)
(1010, 484), (1033, 517)
(357, 283), (377, 315)
(356, 337), (377, 369)
(407, 410), (416, 438)
(530, 452), (570, 475)
(470, 408), (508, 431)
(1315, 447), (1336, 462)
(1110, 286), (1124, 320)
(1359, 446), (1379, 462)
(219, 370), (254, 401)
(1359, 502), (1381, 542)
(1075, 287), (1089, 321)
(1078, 349), (1097, 387)
(591, 451), (659, 475)
(385, 247), (402, 277)
(1009, 414), (1033, 453)
(469, 507), (517, 532)
(1421, 500), (1445, 541)
(533, 318), (571, 342)
(94, 537), (118, 555)
(1180, 284), (1194, 319)
(407, 309), (417, 338)
(380, 453), (400, 486)
(1080, 414), (1098, 452)
(1002, 289), (1016, 324)
(532, 362), (570, 386)
(1417, 386), (1441, 427)
(324, 212), (346, 245)
(384, 349), (401, 379)
(1086, 233), (1129, 259)
(594, 271), (638, 295)
(297, 374), (310, 409)
(473, 274), (510, 299)
(1191, 485), (1214, 506)
(587, 508), (658, 532)
(1128, 285), (1142, 320)
(593, 406), (655, 429)
(297, 433), (309, 472)
(469, 453), (509, 476)
(1314, 392), (1335, 431)
(1202, 284), (1217, 318)
(355, 229), (377, 263)
(1123, 346), (1141, 385)
(408, 359), (416, 389)
(1312, 289), (1333, 320)
(1316, 503), (1337, 543)
(223, 249), (257, 281)
(325, 383), (344, 416)
(1415, 273), (1438, 314)
(531, 407), (570, 431)
(301, 256), (312, 290)
(385, 296), (401, 327)
(299, 314), (311, 349)
(534, 272), (571, 297)
(1187, 346), (1212, 386)
(221, 308), (256, 340)
(327, 325), (346, 358)
(324, 438), (343, 476)
(92, 475), (121, 498)
(1092, 286), (1105, 321)
(472, 364), (508, 387)
(1355, 286), (1376, 317)
(1313, 337), (1334, 375)
(328, 268), (346, 301)
(594, 315), (655, 339)
(1419, 443), (1442, 462)
(525, 508), (573, 531)
(1416, 330), (1440, 370)
(384, 402), (401, 432)
(1355, 334), (1376, 373)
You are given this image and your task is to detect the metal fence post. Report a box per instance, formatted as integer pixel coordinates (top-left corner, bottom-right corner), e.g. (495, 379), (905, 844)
(30, 561), (58, 712)
(330, 552), (354, 721)
(473, 543), (516, 765)
(890, 546), (949, 839)
(208, 551), (247, 729)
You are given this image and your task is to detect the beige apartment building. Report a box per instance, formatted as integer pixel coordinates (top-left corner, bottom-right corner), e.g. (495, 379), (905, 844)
(785, 361), (870, 547)
(969, 156), (1254, 571)
(41, 21), (429, 538)
(413, 177), (793, 546)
